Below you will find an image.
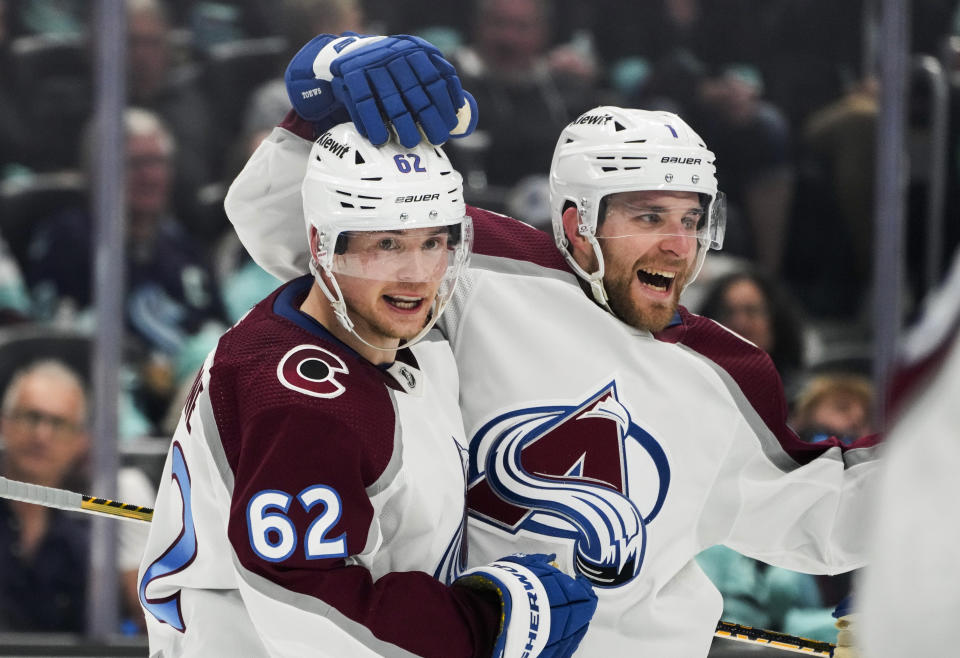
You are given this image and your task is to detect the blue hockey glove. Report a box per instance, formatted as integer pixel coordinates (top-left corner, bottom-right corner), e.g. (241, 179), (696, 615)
(285, 33), (478, 147)
(832, 594), (858, 658)
(455, 553), (597, 658)
(832, 594), (855, 619)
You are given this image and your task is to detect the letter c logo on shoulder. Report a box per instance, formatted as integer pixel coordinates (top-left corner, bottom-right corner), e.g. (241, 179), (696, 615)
(277, 345), (349, 399)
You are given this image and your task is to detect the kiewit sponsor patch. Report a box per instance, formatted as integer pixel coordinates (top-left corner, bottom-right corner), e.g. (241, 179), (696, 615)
(572, 113), (613, 126)
(315, 131), (351, 159)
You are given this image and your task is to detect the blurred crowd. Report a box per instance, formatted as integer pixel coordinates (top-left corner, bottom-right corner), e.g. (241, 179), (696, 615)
(0, 0), (957, 642)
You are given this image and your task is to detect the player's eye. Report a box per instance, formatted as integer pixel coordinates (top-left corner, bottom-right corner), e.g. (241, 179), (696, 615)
(377, 237), (401, 251)
(421, 236), (446, 251)
(634, 213), (662, 226)
(681, 214), (702, 231)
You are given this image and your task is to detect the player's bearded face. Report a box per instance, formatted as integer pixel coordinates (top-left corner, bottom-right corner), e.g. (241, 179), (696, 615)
(334, 228), (450, 345)
(597, 191), (702, 332)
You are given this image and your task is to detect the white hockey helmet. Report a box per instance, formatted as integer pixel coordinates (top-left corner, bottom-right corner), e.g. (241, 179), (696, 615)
(550, 106), (726, 309)
(302, 122), (472, 349)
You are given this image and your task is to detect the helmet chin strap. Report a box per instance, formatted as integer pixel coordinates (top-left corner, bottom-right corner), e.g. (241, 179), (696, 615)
(557, 209), (615, 316)
(584, 234), (613, 314)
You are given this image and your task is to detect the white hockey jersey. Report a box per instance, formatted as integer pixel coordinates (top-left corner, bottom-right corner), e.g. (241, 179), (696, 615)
(224, 121), (881, 657)
(138, 276), (499, 657)
(858, 247), (960, 658)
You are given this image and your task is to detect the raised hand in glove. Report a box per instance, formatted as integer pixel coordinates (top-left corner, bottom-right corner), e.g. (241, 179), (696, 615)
(285, 33), (478, 147)
(455, 553), (598, 658)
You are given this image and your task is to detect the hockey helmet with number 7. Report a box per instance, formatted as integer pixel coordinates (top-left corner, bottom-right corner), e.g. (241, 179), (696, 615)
(550, 106), (726, 309)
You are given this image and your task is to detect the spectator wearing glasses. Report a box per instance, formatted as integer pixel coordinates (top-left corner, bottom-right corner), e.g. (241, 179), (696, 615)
(0, 359), (155, 632)
(0, 360), (89, 631)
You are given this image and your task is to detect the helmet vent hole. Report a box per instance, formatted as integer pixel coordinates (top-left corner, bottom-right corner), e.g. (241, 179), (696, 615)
(358, 194), (381, 200)
(441, 170), (452, 176)
(361, 177), (383, 181)
(355, 151), (366, 165)
(336, 190), (352, 196)
(340, 201), (355, 208)
(565, 138), (574, 144)
(601, 166), (618, 172)
(360, 205), (376, 210)
(624, 139), (647, 144)
(614, 121), (626, 131)
(624, 166), (643, 171)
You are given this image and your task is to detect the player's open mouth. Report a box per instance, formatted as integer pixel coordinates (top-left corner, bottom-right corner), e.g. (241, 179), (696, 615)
(636, 268), (676, 293)
(384, 294), (425, 311)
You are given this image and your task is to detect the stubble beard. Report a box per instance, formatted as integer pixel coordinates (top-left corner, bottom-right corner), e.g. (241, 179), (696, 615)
(604, 262), (687, 333)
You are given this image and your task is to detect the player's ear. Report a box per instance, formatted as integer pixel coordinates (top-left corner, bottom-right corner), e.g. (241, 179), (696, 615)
(562, 205), (590, 259)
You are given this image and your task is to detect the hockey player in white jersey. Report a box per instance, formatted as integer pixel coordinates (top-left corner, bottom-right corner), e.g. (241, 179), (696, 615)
(138, 120), (597, 657)
(856, 246), (960, 658)
(223, 38), (881, 657)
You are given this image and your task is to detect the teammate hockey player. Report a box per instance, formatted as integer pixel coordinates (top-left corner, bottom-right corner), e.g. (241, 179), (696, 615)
(137, 122), (596, 658)
(857, 246), (960, 658)
(222, 36), (880, 657)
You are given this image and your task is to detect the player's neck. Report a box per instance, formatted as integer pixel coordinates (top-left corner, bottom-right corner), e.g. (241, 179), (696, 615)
(300, 284), (398, 366)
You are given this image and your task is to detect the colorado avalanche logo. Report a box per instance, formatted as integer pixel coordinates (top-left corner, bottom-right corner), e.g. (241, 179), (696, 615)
(468, 382), (670, 587)
(434, 436), (471, 585)
(277, 345), (349, 398)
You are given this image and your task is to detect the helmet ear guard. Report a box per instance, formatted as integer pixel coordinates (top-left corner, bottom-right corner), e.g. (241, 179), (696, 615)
(301, 122), (473, 350)
(549, 107), (726, 307)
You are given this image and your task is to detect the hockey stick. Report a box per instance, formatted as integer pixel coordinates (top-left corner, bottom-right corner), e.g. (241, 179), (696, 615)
(714, 620), (835, 655)
(0, 475), (154, 523)
(0, 475), (838, 654)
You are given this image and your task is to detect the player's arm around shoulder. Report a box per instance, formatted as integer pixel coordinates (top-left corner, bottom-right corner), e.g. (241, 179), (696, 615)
(223, 120), (314, 281)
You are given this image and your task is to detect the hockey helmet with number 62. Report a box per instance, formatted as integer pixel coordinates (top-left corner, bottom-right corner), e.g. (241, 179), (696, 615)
(302, 122), (472, 348)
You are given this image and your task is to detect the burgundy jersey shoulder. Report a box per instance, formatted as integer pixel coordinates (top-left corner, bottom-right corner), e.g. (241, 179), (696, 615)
(887, 254), (960, 420)
(206, 280), (398, 485)
(656, 306), (789, 431)
(467, 205), (572, 273)
(657, 306), (880, 464)
(280, 108), (316, 140)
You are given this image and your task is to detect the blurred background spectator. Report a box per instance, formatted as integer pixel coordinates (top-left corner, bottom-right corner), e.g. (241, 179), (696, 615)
(443, 0), (614, 213)
(790, 373), (875, 445)
(0, 360), (90, 633)
(0, 359), (154, 633)
(241, 0), (365, 136)
(24, 107), (228, 435)
(126, 0), (226, 240)
(697, 268), (816, 399)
